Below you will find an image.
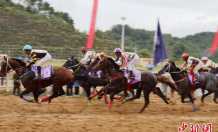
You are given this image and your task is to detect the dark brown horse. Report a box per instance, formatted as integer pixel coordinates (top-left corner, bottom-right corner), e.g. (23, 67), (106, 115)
(92, 56), (175, 113)
(63, 57), (110, 100)
(158, 60), (218, 111)
(0, 57), (75, 103)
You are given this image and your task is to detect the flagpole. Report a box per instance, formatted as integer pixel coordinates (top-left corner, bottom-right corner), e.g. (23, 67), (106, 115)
(121, 17), (126, 51)
(86, 0), (99, 49)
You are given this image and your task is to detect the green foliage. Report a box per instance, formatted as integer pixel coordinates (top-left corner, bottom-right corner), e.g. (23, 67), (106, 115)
(0, 0), (217, 61)
(0, 1), (119, 59)
(138, 49), (151, 58)
(100, 25), (215, 60)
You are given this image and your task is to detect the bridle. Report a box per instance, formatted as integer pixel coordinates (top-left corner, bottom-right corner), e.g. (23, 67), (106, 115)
(3, 57), (13, 74)
(165, 62), (184, 74)
(2, 57), (26, 76)
(165, 62), (186, 83)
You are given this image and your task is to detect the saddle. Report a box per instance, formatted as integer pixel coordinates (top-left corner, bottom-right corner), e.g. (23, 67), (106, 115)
(31, 65), (53, 79)
(124, 69), (141, 84)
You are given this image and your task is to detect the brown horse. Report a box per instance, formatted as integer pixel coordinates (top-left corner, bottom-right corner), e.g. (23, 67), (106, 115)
(92, 56), (176, 113)
(0, 57), (75, 103)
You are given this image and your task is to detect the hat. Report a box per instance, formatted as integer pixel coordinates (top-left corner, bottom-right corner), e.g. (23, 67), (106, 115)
(114, 48), (122, 53)
(201, 56), (208, 61)
(23, 44), (32, 51)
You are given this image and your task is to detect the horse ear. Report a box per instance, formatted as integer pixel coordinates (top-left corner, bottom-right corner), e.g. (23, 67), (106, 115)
(3, 56), (7, 61)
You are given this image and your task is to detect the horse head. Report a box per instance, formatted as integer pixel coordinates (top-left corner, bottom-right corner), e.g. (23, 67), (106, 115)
(158, 60), (180, 74)
(0, 57), (27, 77)
(63, 56), (79, 71)
(92, 56), (119, 73)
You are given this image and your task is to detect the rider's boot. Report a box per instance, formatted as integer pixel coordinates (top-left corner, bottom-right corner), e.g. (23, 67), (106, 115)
(37, 66), (41, 79)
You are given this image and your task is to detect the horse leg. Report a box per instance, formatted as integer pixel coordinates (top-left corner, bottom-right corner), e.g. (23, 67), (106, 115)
(17, 82), (21, 96)
(201, 91), (213, 103)
(181, 94), (186, 103)
(58, 87), (65, 96)
(33, 89), (40, 103)
(213, 91), (218, 103)
(82, 83), (91, 99)
(89, 88), (103, 100)
(13, 79), (20, 95)
(12, 81), (16, 95)
(139, 88), (151, 113)
(108, 93), (115, 109)
(153, 87), (169, 104)
(122, 87), (142, 104)
(188, 93), (198, 112)
(103, 88), (108, 104)
(20, 90), (32, 102)
(170, 89), (175, 98)
(48, 85), (60, 103)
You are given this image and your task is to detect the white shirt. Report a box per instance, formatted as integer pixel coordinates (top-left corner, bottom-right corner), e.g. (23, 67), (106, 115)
(80, 50), (96, 65)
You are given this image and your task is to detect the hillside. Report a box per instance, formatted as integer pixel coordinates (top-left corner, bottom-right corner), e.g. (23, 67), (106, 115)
(0, 0), (216, 60)
(0, 0), (119, 59)
(99, 25), (215, 60)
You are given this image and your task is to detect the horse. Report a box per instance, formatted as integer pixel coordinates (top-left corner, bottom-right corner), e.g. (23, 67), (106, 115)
(91, 56), (175, 113)
(63, 57), (111, 100)
(0, 57), (75, 103)
(159, 60), (218, 108)
(205, 67), (218, 103)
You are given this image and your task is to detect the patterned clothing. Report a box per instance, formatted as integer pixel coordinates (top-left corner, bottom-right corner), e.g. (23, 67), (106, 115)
(181, 56), (203, 73)
(114, 53), (127, 69)
(80, 50), (96, 65)
(28, 49), (52, 66)
(201, 59), (217, 71)
(181, 56), (202, 85)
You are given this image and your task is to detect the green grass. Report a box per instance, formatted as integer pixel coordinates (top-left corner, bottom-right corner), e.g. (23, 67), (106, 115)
(50, 59), (65, 67)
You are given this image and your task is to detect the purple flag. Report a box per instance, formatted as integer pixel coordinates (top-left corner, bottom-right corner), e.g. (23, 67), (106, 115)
(153, 21), (167, 66)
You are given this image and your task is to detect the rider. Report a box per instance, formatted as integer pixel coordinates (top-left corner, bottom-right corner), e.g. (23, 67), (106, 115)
(113, 48), (141, 83)
(200, 56), (217, 71)
(80, 47), (96, 65)
(126, 52), (141, 82)
(181, 52), (202, 87)
(114, 48), (127, 70)
(23, 44), (52, 78)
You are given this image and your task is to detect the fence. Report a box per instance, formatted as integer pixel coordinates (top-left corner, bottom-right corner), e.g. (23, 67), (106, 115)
(0, 76), (14, 92)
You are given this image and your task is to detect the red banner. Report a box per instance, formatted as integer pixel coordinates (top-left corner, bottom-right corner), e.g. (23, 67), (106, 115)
(86, 0), (99, 49)
(209, 30), (218, 55)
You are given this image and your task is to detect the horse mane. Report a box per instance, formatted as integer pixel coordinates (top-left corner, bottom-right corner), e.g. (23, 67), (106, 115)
(106, 57), (120, 71)
(11, 58), (27, 67)
(168, 60), (181, 71)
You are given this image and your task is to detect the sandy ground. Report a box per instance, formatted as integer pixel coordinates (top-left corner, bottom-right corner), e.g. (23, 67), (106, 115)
(0, 92), (217, 132)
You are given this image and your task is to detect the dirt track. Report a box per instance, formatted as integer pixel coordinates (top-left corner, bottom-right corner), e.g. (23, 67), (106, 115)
(0, 93), (217, 132)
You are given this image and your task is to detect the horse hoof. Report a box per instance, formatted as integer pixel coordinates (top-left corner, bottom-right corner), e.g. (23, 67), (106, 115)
(39, 96), (49, 103)
(121, 100), (127, 104)
(138, 110), (144, 113)
(192, 108), (199, 112)
(169, 100), (176, 105)
(108, 101), (112, 109)
(200, 103), (205, 106)
(213, 98), (218, 104)
(88, 97), (92, 101)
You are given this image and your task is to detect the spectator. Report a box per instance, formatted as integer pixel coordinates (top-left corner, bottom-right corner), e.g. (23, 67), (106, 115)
(66, 81), (80, 96)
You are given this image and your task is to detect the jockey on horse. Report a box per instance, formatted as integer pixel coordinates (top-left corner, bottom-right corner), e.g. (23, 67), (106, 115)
(80, 47), (96, 66)
(113, 48), (141, 89)
(200, 56), (217, 72)
(22, 44), (53, 97)
(23, 44), (52, 79)
(181, 52), (202, 89)
(114, 48), (128, 69)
